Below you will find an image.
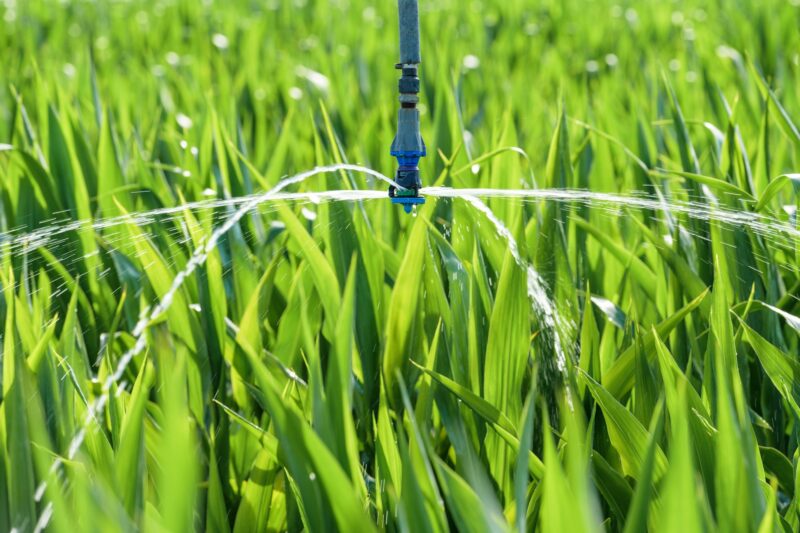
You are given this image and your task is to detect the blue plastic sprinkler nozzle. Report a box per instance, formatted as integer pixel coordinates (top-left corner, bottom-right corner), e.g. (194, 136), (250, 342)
(389, 151), (426, 213)
(390, 0), (426, 214)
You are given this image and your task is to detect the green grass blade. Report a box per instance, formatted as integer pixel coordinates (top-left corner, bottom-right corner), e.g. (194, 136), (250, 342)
(582, 372), (668, 481)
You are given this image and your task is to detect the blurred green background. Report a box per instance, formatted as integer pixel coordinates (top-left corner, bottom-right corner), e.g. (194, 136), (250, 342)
(2, 0), (798, 188)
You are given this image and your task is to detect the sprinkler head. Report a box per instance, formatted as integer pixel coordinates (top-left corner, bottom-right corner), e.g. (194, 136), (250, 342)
(389, 184), (425, 213)
(389, 150), (425, 214)
(389, 63), (426, 214)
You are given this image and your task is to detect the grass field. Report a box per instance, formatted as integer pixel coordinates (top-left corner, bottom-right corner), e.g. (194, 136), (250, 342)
(1, 0), (799, 531)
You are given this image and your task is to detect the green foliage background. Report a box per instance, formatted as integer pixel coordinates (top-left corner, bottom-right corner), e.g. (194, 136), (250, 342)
(0, 0), (799, 531)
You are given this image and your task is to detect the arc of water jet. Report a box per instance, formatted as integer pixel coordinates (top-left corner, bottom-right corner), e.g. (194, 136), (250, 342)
(1, 164), (399, 259)
(6, 183), (796, 261)
(423, 186), (800, 242)
(456, 195), (574, 405)
(33, 163), (397, 529)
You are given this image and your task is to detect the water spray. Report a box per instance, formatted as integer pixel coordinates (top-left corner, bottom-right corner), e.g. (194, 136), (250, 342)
(389, 0), (426, 214)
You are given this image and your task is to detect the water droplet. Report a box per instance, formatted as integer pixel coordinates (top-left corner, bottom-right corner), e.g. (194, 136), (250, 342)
(716, 45), (742, 62)
(288, 86), (303, 100)
(212, 33), (229, 50)
(296, 65), (330, 92)
(301, 208), (317, 221)
(462, 55), (480, 70)
(176, 114), (193, 129)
